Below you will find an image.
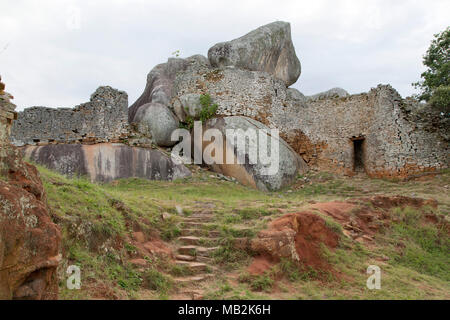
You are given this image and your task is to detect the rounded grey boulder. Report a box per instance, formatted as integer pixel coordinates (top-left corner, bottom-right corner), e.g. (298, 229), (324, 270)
(134, 103), (179, 147)
(207, 21), (301, 87)
(193, 116), (308, 191)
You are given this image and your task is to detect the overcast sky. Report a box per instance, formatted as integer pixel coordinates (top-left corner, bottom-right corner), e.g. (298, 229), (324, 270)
(1, 0), (449, 111)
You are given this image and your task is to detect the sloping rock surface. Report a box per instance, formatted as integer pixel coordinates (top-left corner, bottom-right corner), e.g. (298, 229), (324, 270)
(23, 143), (192, 182)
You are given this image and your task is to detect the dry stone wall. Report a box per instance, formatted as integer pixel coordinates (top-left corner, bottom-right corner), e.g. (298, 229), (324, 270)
(0, 79), (17, 147)
(283, 85), (449, 178)
(10, 86), (129, 146)
(172, 62), (448, 178)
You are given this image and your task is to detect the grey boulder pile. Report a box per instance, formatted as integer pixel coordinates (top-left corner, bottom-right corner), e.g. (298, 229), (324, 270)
(128, 55), (209, 145)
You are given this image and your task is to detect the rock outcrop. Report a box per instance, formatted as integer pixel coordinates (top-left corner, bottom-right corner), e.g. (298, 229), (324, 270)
(23, 143), (192, 183)
(128, 55), (209, 146)
(208, 21), (301, 87)
(250, 211), (339, 270)
(193, 116), (307, 191)
(0, 78), (61, 300)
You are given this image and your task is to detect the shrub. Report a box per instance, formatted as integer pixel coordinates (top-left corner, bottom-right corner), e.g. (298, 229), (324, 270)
(429, 86), (450, 112)
(179, 94), (218, 130)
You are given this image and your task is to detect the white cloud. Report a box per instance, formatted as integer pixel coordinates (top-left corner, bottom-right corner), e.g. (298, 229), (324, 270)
(0, 0), (448, 110)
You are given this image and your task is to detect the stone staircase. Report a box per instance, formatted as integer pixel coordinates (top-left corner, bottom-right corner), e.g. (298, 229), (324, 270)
(173, 211), (221, 286)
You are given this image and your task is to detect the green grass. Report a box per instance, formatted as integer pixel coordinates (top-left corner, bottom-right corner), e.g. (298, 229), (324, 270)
(382, 207), (449, 280)
(35, 164), (450, 300)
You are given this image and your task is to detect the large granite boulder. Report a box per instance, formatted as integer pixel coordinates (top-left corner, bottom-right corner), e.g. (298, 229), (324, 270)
(207, 21), (301, 87)
(133, 103), (179, 147)
(23, 143), (192, 183)
(128, 55), (209, 123)
(193, 116), (307, 191)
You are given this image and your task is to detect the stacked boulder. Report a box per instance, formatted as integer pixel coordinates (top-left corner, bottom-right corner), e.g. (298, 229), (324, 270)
(130, 21), (308, 191)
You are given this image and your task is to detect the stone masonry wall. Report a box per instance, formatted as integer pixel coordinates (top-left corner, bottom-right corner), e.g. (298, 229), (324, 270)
(281, 85), (449, 178)
(10, 86), (129, 146)
(0, 79), (17, 147)
(172, 61), (448, 178)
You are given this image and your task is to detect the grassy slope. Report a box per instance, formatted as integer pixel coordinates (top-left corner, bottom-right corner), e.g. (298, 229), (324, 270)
(38, 164), (450, 300)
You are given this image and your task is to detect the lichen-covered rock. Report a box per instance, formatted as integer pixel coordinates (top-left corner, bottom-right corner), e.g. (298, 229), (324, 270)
(0, 147), (61, 300)
(128, 55), (210, 123)
(207, 21), (301, 86)
(1, 84), (61, 299)
(194, 116), (307, 191)
(133, 103), (179, 146)
(23, 143), (191, 183)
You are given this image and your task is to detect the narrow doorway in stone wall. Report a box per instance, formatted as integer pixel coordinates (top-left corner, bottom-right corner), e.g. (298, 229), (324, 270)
(352, 137), (365, 173)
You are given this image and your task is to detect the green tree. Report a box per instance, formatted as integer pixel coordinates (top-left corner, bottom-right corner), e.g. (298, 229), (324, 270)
(413, 27), (449, 105)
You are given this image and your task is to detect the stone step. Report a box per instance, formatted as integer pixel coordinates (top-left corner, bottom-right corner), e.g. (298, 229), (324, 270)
(190, 213), (214, 218)
(179, 290), (204, 300)
(175, 254), (212, 263)
(178, 245), (219, 257)
(182, 222), (209, 228)
(173, 274), (214, 284)
(176, 254), (196, 262)
(180, 229), (221, 237)
(183, 216), (213, 222)
(178, 236), (220, 247)
(175, 261), (208, 273)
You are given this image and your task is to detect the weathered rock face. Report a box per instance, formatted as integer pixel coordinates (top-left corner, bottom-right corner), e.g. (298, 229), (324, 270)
(172, 93), (203, 122)
(208, 21), (301, 86)
(10, 86), (129, 146)
(128, 55), (209, 146)
(250, 211), (339, 270)
(0, 81), (61, 300)
(193, 116), (307, 191)
(0, 148), (61, 300)
(133, 103), (179, 147)
(128, 55), (210, 123)
(23, 143), (192, 183)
